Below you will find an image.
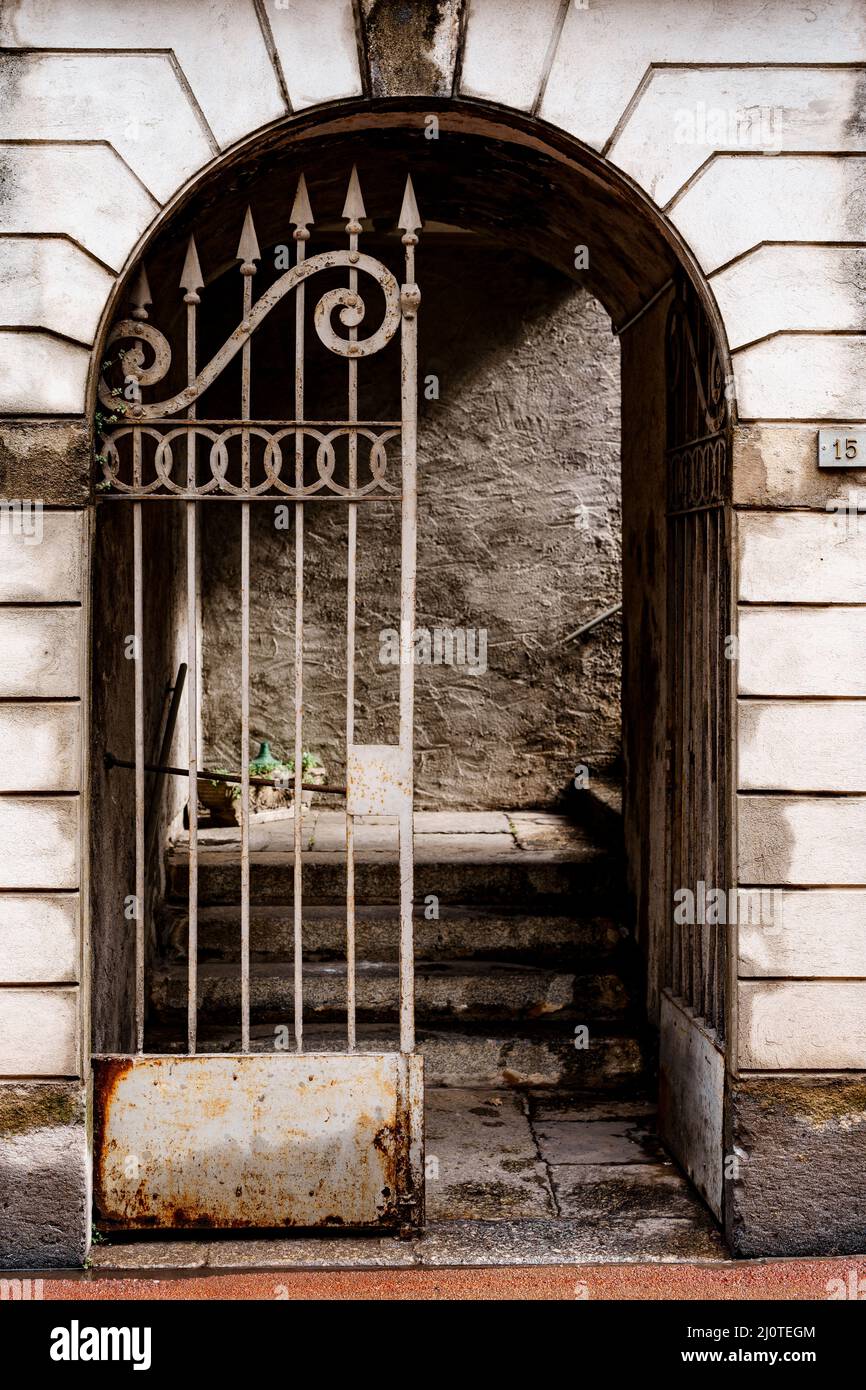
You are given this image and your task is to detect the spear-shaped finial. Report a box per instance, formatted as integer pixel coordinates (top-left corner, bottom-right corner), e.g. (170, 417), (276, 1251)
(179, 235), (203, 305)
(290, 173), (314, 241)
(342, 165), (367, 231)
(236, 206), (260, 276)
(398, 174), (421, 314)
(398, 174), (422, 242)
(130, 264), (152, 321)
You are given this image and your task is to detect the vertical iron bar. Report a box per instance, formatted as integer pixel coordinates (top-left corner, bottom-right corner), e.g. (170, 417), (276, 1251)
(718, 501), (729, 1039)
(240, 269), (253, 1052)
(398, 243), (419, 1056)
(132, 491), (145, 1054)
(293, 223), (307, 1056)
(667, 511), (678, 999)
(345, 239), (359, 1052)
(704, 507), (713, 1018)
(682, 517), (692, 1006)
(184, 281), (199, 1056)
(177, 247), (202, 1050)
(186, 504), (198, 1054)
(695, 509), (706, 1021)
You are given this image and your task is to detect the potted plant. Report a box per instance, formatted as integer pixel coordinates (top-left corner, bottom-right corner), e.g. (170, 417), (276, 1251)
(248, 742), (326, 815)
(197, 768), (242, 827)
(195, 742), (327, 824)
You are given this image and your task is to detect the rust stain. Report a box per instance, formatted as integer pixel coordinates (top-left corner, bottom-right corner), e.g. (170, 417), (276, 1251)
(93, 1054), (423, 1232)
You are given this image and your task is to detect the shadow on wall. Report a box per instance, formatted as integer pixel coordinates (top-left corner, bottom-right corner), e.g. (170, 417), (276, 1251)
(199, 243), (622, 810)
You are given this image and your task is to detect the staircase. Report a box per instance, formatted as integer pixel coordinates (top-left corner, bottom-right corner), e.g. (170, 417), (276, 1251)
(148, 794), (650, 1092)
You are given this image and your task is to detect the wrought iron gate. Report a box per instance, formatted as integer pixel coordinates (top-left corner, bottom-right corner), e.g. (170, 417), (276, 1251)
(663, 274), (731, 1041)
(92, 170), (424, 1230)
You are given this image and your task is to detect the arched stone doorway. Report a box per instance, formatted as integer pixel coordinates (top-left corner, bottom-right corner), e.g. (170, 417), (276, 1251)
(87, 104), (735, 1245)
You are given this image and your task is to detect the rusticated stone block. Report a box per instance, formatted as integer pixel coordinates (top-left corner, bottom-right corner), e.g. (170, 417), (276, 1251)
(0, 1081), (89, 1269)
(726, 1075), (866, 1257)
(0, 420), (92, 505)
(733, 424), (866, 509)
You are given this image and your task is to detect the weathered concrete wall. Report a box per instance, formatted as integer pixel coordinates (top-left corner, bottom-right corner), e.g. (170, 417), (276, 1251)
(0, 1082), (88, 1269)
(200, 246), (622, 809)
(726, 1077), (866, 1257)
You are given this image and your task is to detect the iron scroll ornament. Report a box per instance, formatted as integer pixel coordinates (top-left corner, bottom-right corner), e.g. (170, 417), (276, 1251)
(97, 249), (403, 422)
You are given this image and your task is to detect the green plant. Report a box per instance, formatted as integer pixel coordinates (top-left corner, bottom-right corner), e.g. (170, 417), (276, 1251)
(208, 768), (241, 800)
(94, 355), (128, 479)
(282, 750), (324, 778)
(205, 751), (323, 799)
(250, 749), (323, 781)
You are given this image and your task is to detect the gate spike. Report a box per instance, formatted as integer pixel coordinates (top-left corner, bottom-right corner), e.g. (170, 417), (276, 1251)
(342, 165), (367, 226)
(236, 206), (261, 269)
(290, 173), (314, 232)
(398, 174), (422, 237)
(179, 235), (204, 303)
(130, 264), (152, 321)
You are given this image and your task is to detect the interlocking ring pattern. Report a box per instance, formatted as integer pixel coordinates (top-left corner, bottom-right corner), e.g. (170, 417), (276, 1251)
(667, 436), (728, 512)
(99, 424), (401, 499)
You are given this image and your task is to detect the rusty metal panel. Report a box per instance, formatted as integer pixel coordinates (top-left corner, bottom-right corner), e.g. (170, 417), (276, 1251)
(93, 1052), (424, 1231)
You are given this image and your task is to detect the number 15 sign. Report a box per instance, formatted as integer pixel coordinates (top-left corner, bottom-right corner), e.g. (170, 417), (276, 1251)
(818, 430), (866, 467)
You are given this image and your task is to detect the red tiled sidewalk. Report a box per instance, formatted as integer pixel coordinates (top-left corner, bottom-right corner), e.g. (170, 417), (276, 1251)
(38, 1259), (866, 1300)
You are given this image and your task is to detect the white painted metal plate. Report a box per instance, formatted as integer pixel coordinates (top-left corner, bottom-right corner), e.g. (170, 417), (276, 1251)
(818, 428), (866, 468)
(346, 743), (412, 816)
(93, 1052), (424, 1230)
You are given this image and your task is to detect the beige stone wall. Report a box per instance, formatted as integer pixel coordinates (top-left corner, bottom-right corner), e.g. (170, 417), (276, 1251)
(2, 0), (866, 1260)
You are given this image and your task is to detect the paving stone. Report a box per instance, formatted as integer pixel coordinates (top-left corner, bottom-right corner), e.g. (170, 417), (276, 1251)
(415, 1216), (726, 1265)
(413, 812), (512, 834)
(510, 813), (594, 855)
(89, 1241), (211, 1271)
(529, 1092), (654, 1125)
(534, 1118), (663, 1166)
(425, 1088), (553, 1220)
(550, 1163), (705, 1220)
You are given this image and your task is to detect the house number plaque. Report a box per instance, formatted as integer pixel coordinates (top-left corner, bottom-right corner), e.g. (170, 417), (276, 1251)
(818, 429), (866, 468)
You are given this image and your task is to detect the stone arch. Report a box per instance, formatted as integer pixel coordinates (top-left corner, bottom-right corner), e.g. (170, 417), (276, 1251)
(86, 100), (735, 1224)
(87, 100), (735, 416)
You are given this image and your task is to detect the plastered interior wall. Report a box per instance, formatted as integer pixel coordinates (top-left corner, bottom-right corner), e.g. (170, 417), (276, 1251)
(198, 243), (622, 809)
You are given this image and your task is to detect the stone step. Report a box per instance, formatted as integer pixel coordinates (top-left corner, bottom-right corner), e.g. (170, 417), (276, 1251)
(167, 855), (613, 908)
(150, 959), (633, 1024)
(143, 1020), (646, 1090)
(571, 775), (624, 850)
(165, 811), (615, 908)
(159, 903), (625, 965)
